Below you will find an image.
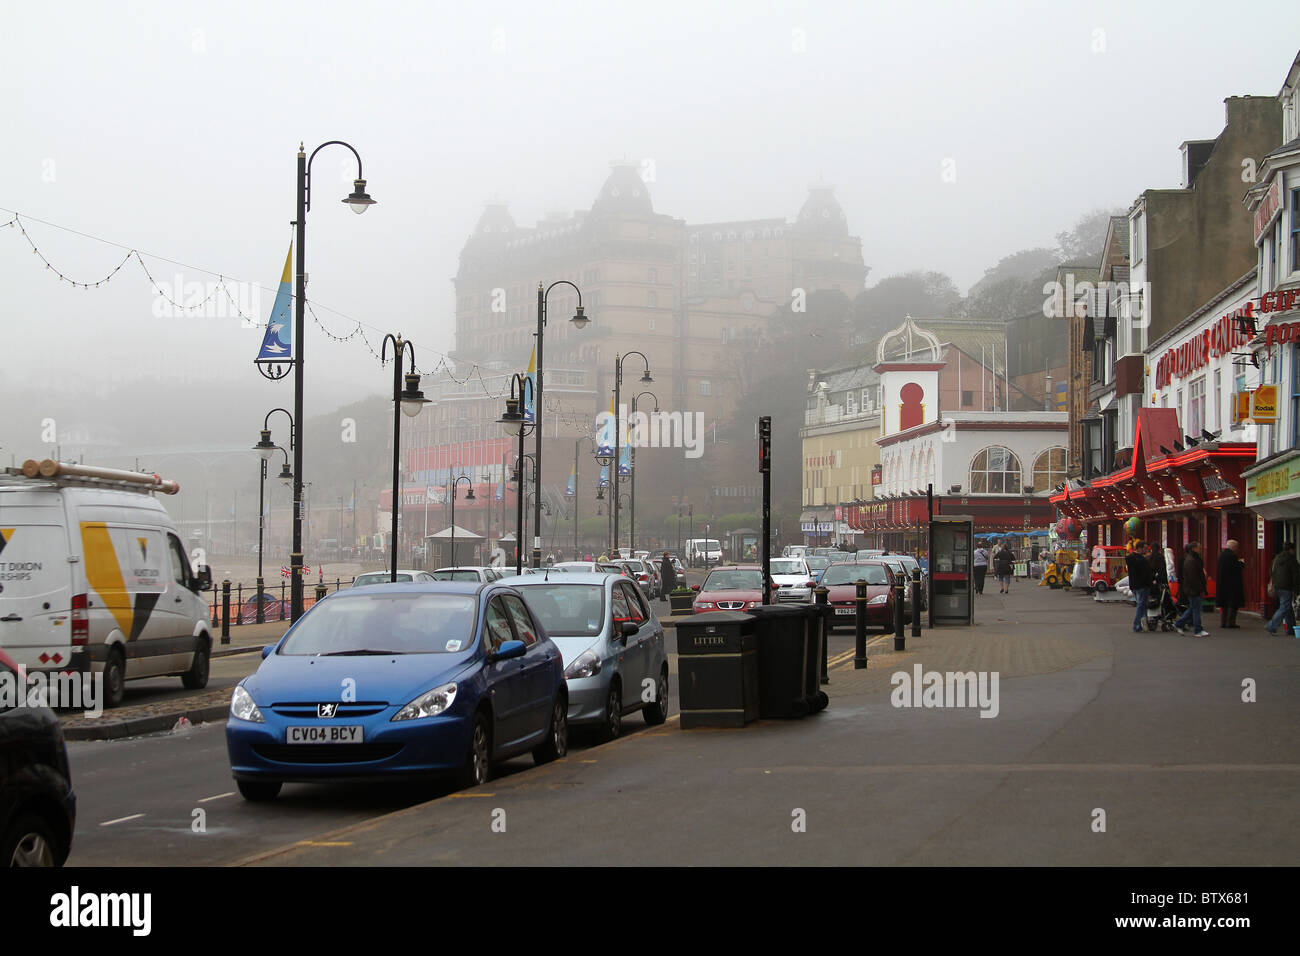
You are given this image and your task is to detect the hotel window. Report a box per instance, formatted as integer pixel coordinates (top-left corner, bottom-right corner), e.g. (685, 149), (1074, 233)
(648, 268), (657, 284)
(699, 381), (712, 397)
(647, 291), (657, 308)
(1188, 376), (1206, 437)
(1132, 213), (1144, 264)
(969, 446), (1022, 494)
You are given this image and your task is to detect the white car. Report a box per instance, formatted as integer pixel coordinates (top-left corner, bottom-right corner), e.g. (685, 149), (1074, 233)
(769, 558), (814, 603)
(352, 569), (435, 586)
(430, 566), (503, 583)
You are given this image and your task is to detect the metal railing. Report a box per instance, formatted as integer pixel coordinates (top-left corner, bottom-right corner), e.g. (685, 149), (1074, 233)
(208, 576), (356, 629)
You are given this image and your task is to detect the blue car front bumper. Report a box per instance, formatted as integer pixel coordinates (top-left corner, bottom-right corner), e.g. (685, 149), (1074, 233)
(226, 710), (472, 783)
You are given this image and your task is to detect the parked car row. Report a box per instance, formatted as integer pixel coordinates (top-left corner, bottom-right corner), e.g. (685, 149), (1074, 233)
(225, 571), (668, 801)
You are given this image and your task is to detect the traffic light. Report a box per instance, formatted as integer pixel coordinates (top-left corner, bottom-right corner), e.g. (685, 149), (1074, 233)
(758, 416), (771, 473)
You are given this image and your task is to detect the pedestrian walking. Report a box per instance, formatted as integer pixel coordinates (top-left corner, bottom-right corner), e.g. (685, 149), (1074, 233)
(1216, 539), (1244, 628)
(1125, 541), (1154, 633)
(973, 544), (989, 595)
(993, 542), (1015, 594)
(660, 551), (678, 597)
(1174, 541), (1210, 636)
(1265, 540), (1299, 635)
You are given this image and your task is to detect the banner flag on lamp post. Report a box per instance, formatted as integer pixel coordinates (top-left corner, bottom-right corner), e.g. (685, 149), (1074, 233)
(523, 345), (537, 423)
(255, 244), (293, 364)
(565, 464), (575, 497)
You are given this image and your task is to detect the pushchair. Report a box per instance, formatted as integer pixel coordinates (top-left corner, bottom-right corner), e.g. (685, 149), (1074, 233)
(1145, 582), (1182, 632)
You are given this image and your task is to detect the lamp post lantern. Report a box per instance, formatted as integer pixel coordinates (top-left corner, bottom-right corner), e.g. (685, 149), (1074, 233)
(381, 334), (429, 582)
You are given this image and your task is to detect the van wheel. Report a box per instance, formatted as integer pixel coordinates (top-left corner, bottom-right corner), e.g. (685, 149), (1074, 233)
(104, 649), (125, 708)
(181, 640), (210, 689)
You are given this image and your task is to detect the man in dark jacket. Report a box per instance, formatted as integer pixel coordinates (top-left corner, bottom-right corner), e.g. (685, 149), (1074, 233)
(1126, 541), (1154, 633)
(1216, 540), (1245, 628)
(1266, 540), (1299, 634)
(1174, 541), (1209, 636)
(993, 543), (1015, 594)
(659, 551), (678, 599)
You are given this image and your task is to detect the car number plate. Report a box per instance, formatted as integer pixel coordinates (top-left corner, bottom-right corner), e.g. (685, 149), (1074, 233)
(835, 607), (855, 616)
(288, 725), (363, 744)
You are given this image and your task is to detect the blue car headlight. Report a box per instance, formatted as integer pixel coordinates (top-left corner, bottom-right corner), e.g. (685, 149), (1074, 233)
(392, 682), (458, 722)
(231, 684), (264, 722)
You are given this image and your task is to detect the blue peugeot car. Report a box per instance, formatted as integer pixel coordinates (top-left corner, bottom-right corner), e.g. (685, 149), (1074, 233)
(225, 581), (568, 801)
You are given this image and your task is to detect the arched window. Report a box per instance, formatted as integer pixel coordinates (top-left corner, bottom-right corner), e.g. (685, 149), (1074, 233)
(969, 446), (1022, 494)
(1032, 447), (1067, 492)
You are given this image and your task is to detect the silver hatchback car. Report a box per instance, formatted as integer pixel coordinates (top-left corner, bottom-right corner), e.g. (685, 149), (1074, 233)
(499, 572), (668, 741)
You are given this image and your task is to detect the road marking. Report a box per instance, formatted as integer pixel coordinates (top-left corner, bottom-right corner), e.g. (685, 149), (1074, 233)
(294, 840), (353, 846)
(198, 792), (235, 803)
(99, 813), (145, 827)
(447, 792), (496, 798)
(580, 759), (598, 763)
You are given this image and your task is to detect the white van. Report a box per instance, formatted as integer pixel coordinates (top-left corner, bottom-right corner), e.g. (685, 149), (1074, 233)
(685, 538), (722, 567)
(0, 460), (213, 707)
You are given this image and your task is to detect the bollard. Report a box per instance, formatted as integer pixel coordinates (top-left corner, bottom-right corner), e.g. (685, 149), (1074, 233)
(894, 573), (905, 647)
(315, 582), (328, 604)
(814, 585), (830, 684)
(854, 579), (868, 670)
(907, 567), (921, 647)
(211, 592), (219, 627)
(280, 581), (286, 621)
(236, 584), (243, 626)
(255, 575), (265, 624)
(220, 578), (231, 644)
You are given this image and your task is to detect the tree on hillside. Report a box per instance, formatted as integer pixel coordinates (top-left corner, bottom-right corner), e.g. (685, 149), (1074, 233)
(965, 247), (1057, 299)
(1055, 208), (1121, 263)
(852, 271), (963, 343)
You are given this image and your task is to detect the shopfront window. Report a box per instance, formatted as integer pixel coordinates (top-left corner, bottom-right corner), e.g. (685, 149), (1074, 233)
(1032, 447), (1067, 492)
(969, 446), (1022, 494)
(1292, 344), (1300, 450)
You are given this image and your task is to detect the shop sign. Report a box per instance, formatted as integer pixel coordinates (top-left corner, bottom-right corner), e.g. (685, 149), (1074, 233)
(1153, 309), (1254, 388)
(1254, 179), (1282, 244)
(1263, 315), (1300, 347)
(1257, 514), (1266, 549)
(1251, 384), (1278, 424)
(1246, 459), (1300, 506)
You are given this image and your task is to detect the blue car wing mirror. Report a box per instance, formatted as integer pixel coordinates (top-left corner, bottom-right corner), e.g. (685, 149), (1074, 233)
(261, 645), (276, 659)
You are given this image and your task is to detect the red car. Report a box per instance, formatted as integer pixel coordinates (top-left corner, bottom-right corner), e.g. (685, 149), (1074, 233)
(820, 562), (896, 631)
(692, 565), (775, 613)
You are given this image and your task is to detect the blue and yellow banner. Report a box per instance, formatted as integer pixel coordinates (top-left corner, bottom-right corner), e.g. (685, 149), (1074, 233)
(255, 244), (293, 362)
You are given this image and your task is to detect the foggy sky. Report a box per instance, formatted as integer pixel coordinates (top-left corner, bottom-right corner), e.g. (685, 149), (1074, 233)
(3, 0), (1297, 451)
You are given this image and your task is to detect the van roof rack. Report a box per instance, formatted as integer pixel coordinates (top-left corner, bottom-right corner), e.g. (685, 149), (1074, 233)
(1, 459), (180, 495)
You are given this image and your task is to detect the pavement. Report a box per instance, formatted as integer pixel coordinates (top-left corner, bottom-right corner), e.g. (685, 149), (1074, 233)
(225, 581), (1298, 866)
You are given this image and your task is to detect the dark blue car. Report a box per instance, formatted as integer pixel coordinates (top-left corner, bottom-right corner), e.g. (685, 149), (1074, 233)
(225, 581), (568, 801)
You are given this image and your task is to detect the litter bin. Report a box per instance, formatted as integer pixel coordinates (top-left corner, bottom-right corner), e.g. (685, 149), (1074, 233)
(748, 604), (829, 718)
(676, 611), (759, 728)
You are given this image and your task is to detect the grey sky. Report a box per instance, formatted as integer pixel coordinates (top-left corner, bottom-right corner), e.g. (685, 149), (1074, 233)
(3, 0), (1297, 421)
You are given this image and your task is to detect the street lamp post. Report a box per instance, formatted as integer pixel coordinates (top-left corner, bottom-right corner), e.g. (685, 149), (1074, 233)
(254, 410), (295, 623)
(594, 443), (614, 555)
(497, 374), (536, 575)
(629, 390), (659, 554)
(381, 334), (429, 582)
(449, 475), (475, 567)
(572, 435), (596, 558)
(533, 281), (590, 569)
(612, 352), (653, 556)
(274, 141), (376, 621)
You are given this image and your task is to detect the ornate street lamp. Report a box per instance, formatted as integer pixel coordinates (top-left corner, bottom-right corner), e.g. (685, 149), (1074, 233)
(497, 374), (536, 575)
(382, 334), (429, 582)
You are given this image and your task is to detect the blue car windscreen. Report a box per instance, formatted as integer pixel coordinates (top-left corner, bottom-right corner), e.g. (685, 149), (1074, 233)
(279, 593), (479, 656)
